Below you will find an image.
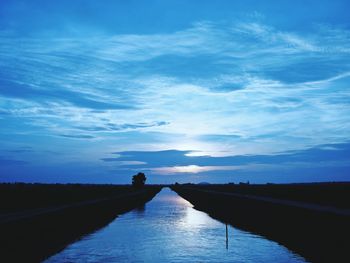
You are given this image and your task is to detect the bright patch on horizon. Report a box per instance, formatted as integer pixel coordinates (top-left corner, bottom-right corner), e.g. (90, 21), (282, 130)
(150, 165), (240, 175)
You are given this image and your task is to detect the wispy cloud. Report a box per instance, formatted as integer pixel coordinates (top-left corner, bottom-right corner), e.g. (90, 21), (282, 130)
(0, 157), (28, 166)
(59, 134), (95, 139)
(100, 159), (146, 166)
(1, 15), (350, 182)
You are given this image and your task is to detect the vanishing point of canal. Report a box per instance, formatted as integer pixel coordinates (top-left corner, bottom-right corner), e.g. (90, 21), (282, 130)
(46, 188), (306, 262)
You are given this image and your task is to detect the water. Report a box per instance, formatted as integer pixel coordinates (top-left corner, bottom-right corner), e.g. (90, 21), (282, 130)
(46, 188), (306, 263)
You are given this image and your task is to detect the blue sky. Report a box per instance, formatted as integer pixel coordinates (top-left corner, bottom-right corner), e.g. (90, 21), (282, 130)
(0, 0), (350, 184)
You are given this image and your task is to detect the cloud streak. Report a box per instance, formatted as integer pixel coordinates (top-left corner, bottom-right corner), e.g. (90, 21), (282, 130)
(1, 6), (350, 183)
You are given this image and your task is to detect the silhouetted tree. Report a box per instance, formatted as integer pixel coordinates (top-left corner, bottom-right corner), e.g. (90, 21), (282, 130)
(132, 172), (146, 188)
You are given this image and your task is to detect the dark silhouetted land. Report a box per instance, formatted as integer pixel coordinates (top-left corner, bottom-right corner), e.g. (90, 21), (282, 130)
(171, 182), (350, 263)
(0, 183), (161, 263)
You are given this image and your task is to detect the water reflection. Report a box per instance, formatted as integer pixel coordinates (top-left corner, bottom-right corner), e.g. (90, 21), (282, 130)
(226, 223), (229, 250)
(46, 188), (306, 263)
(133, 204), (146, 217)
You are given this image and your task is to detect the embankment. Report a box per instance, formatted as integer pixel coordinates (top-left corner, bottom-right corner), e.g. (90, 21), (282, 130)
(0, 184), (161, 263)
(171, 184), (350, 263)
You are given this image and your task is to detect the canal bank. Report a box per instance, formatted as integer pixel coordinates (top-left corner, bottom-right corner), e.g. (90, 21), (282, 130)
(0, 185), (161, 263)
(171, 185), (350, 263)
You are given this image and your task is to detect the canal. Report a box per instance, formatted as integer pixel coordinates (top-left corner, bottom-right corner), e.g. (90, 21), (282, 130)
(46, 188), (306, 262)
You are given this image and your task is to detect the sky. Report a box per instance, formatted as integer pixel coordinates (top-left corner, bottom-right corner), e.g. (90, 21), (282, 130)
(0, 0), (350, 184)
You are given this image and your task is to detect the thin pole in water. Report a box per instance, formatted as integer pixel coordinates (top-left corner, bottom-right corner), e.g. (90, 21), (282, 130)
(226, 223), (228, 249)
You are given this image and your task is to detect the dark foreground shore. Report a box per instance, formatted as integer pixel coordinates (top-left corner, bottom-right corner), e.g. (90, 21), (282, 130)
(0, 183), (161, 263)
(171, 183), (350, 263)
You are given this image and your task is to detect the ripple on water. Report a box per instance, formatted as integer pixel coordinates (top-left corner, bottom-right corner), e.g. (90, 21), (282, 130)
(45, 188), (306, 263)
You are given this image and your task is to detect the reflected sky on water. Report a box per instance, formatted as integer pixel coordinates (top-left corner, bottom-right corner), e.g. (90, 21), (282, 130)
(46, 188), (306, 263)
